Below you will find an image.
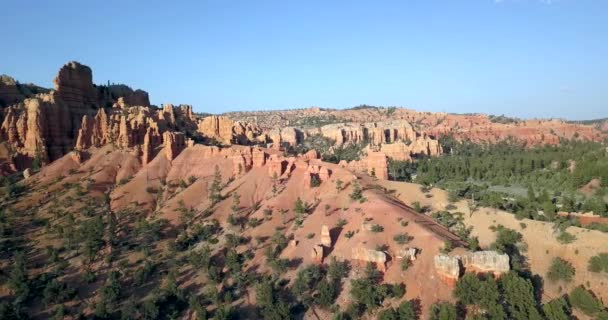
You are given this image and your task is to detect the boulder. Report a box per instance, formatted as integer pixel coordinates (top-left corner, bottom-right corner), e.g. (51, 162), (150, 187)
(23, 168), (32, 179)
(434, 254), (460, 286)
(321, 225), (332, 247)
(352, 247), (387, 272)
(396, 247), (417, 261)
(458, 250), (509, 275)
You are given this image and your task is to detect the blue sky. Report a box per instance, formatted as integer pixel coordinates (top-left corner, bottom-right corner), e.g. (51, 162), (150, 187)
(1, 0), (606, 120)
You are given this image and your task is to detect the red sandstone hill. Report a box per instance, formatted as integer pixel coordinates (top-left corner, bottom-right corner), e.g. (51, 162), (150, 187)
(226, 106), (607, 146)
(2, 61), (607, 319)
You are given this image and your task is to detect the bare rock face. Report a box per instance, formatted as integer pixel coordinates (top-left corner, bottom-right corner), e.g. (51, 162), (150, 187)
(252, 148), (266, 167)
(352, 247), (387, 272)
(122, 89), (150, 107)
(321, 225), (332, 247)
(379, 142), (413, 161)
(434, 254), (461, 286)
(163, 131), (186, 161)
(339, 151), (389, 180)
(197, 116), (235, 144)
(54, 61), (97, 132)
(0, 96), (73, 167)
(302, 149), (320, 161)
(319, 166), (331, 181)
(434, 251), (509, 286)
(267, 154), (286, 178)
(311, 244), (324, 264)
(396, 247), (418, 261)
(366, 151), (389, 179)
(231, 153), (252, 177)
(458, 251), (509, 275)
(0, 75), (24, 106)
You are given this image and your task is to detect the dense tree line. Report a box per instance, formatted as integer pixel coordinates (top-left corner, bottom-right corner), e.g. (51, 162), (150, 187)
(389, 138), (608, 220)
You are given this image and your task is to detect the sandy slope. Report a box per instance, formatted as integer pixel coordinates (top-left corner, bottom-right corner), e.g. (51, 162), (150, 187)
(380, 180), (608, 306)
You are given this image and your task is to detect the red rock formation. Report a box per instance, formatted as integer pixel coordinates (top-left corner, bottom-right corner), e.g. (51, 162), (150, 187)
(339, 151), (389, 180)
(352, 246), (387, 272)
(311, 244), (324, 264)
(163, 131), (186, 161)
(320, 225), (331, 247)
(197, 116), (234, 144)
(434, 254), (460, 286)
(0, 75), (24, 106)
(267, 154), (286, 178)
(252, 148), (266, 167)
(53, 61), (97, 109)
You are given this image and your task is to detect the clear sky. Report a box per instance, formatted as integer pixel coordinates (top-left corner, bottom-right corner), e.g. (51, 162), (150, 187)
(1, 0), (606, 120)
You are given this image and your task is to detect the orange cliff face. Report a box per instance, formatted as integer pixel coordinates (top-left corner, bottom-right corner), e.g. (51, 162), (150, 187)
(0, 62), (267, 174)
(2, 62), (606, 176)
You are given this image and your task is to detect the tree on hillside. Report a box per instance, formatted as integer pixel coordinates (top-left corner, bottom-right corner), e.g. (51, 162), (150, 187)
(542, 297), (571, 320)
(568, 286), (605, 316)
(209, 165), (222, 205)
(429, 302), (457, 320)
(499, 272), (542, 320)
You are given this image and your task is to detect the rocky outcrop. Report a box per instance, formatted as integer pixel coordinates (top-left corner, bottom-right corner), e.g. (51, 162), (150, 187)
(458, 251), (509, 275)
(267, 154), (286, 178)
(434, 254), (460, 286)
(311, 244), (324, 264)
(229, 107), (608, 148)
(321, 225), (331, 247)
(197, 116), (235, 144)
(303, 164), (331, 188)
(340, 151), (388, 180)
(252, 148), (266, 167)
(396, 247), (418, 261)
(163, 131), (186, 161)
(121, 89), (150, 107)
(0, 75), (24, 107)
(0, 95), (72, 166)
(352, 247), (387, 272)
(53, 62), (96, 107)
(434, 251), (510, 286)
(378, 134), (443, 161)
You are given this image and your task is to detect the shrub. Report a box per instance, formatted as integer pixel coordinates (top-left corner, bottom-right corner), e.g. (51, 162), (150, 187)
(345, 231), (355, 239)
(370, 224), (384, 233)
(556, 231), (576, 244)
(247, 218), (262, 228)
(547, 258), (575, 283)
(445, 204), (457, 210)
(393, 233), (412, 245)
(335, 179), (344, 191)
(310, 175), (321, 187)
(336, 219), (347, 228)
(146, 187), (158, 194)
(569, 286), (604, 316)
(350, 182), (363, 201)
(588, 253), (608, 273)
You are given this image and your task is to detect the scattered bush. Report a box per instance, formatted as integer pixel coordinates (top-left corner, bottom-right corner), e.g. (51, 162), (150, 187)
(588, 253), (608, 273)
(547, 258), (575, 283)
(370, 224), (384, 233)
